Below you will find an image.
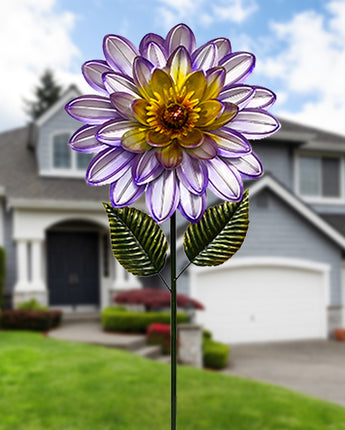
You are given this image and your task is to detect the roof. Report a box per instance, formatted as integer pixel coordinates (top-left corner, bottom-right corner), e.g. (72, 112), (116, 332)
(0, 126), (108, 204)
(271, 117), (345, 150)
(320, 214), (345, 238)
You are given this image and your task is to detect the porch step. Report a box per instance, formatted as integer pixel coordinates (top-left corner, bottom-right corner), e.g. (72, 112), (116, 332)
(135, 345), (162, 359)
(156, 355), (171, 364)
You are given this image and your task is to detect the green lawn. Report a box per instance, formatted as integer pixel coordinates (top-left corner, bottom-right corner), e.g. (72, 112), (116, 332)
(0, 331), (345, 430)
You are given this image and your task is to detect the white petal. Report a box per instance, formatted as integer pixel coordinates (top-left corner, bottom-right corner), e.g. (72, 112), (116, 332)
(110, 167), (145, 207)
(220, 52), (255, 87)
(227, 152), (263, 178)
(230, 109), (280, 139)
(146, 170), (180, 223)
(207, 157), (243, 201)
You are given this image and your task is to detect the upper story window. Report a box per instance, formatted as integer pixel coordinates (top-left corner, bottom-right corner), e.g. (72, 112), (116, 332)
(297, 154), (343, 201)
(49, 132), (93, 176)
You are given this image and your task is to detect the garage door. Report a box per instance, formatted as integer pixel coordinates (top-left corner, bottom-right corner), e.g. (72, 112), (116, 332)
(192, 260), (328, 343)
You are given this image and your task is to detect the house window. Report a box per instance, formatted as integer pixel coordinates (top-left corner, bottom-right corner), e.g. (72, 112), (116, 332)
(51, 132), (93, 173)
(53, 133), (71, 169)
(298, 155), (341, 198)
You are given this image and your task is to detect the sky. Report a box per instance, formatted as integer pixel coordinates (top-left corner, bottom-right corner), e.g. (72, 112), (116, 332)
(1, 0), (345, 135)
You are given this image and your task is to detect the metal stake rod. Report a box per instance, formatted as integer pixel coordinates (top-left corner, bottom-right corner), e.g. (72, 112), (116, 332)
(170, 212), (177, 430)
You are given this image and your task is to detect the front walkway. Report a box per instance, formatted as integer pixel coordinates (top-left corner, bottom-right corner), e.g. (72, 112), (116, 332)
(48, 321), (165, 360)
(224, 340), (345, 408)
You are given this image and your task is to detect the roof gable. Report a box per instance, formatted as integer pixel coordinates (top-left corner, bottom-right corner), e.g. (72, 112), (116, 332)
(35, 85), (81, 128)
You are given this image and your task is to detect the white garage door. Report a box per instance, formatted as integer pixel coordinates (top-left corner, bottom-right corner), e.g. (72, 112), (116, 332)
(192, 261), (328, 343)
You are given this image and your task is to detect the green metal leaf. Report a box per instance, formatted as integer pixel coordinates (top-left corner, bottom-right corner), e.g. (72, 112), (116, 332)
(183, 190), (249, 266)
(103, 204), (168, 276)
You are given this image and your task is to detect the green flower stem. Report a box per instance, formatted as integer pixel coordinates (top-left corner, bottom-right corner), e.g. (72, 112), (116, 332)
(170, 212), (177, 430)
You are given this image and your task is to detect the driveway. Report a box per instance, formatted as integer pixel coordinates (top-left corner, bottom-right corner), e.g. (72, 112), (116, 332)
(223, 340), (345, 407)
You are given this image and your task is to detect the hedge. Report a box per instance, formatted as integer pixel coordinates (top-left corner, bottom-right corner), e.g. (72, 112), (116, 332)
(0, 310), (62, 331)
(0, 247), (5, 310)
(203, 338), (230, 370)
(101, 307), (188, 333)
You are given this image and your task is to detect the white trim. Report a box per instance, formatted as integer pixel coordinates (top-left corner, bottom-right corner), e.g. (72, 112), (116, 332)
(340, 260), (345, 328)
(0, 197), (4, 247)
(190, 256), (331, 306)
(36, 88), (81, 127)
(294, 151), (345, 204)
(8, 198), (103, 211)
(248, 175), (345, 250)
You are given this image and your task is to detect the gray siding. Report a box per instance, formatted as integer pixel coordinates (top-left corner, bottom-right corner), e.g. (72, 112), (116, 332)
(252, 140), (295, 190)
(236, 190), (342, 305)
(38, 109), (80, 172)
(4, 208), (16, 295)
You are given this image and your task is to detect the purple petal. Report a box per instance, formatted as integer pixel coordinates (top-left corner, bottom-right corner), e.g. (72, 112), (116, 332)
(212, 38), (232, 62)
(178, 184), (207, 223)
(110, 166), (145, 208)
(207, 157), (243, 201)
(245, 86), (277, 109)
(103, 72), (139, 97)
(226, 152), (263, 179)
(192, 42), (217, 71)
(210, 127), (251, 157)
(103, 34), (139, 76)
(110, 92), (137, 119)
(230, 108), (280, 139)
(187, 134), (218, 160)
(141, 41), (167, 68)
(220, 52), (256, 87)
(82, 60), (112, 95)
(146, 170), (180, 223)
(133, 57), (154, 96)
(139, 32), (166, 54)
(69, 125), (108, 153)
(97, 119), (134, 144)
(219, 85), (255, 109)
(165, 23), (196, 55)
(86, 147), (135, 185)
(132, 150), (164, 185)
(65, 95), (118, 125)
(176, 154), (208, 195)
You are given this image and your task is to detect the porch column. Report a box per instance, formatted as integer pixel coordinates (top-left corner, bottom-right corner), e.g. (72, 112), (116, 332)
(14, 239), (30, 291)
(31, 239), (45, 291)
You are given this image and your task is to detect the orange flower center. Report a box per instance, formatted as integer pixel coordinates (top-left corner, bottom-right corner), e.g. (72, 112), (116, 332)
(163, 104), (188, 129)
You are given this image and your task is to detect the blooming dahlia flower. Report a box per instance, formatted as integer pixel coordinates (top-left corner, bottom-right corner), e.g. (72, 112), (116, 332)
(65, 24), (280, 223)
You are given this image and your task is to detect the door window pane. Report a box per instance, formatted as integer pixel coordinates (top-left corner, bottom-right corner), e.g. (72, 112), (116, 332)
(322, 157), (340, 197)
(53, 134), (71, 168)
(299, 156), (320, 196)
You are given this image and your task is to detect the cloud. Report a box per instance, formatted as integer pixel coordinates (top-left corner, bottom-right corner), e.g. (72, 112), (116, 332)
(156, 0), (258, 30)
(260, 1), (345, 135)
(0, 0), (82, 131)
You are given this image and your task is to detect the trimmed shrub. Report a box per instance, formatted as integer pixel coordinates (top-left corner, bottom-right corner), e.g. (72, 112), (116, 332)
(17, 298), (48, 311)
(115, 288), (205, 310)
(101, 307), (188, 333)
(0, 247), (5, 310)
(203, 339), (230, 370)
(0, 310), (62, 331)
(202, 329), (212, 340)
(147, 323), (172, 354)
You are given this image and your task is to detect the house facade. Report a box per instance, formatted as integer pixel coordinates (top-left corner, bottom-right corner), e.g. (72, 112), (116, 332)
(1, 86), (345, 343)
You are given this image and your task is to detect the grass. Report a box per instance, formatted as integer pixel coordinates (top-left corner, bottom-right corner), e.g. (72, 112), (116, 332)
(1, 331), (345, 430)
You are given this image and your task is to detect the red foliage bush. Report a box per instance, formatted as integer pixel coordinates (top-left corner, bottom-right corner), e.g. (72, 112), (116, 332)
(0, 310), (62, 331)
(147, 323), (175, 355)
(115, 288), (204, 310)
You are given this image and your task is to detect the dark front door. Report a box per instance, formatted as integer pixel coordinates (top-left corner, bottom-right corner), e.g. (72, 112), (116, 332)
(47, 231), (100, 306)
